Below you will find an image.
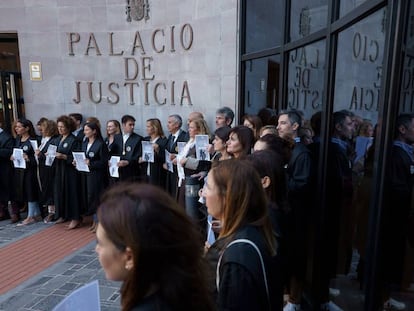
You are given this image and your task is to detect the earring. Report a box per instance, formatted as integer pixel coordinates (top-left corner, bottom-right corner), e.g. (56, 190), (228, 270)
(125, 264), (132, 270)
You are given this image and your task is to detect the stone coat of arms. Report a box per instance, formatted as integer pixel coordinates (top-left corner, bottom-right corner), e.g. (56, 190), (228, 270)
(126, 0), (150, 22)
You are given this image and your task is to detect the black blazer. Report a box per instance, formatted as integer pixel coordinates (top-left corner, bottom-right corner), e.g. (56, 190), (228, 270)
(164, 129), (188, 198)
(37, 135), (60, 205)
(119, 132), (143, 181)
(12, 136), (39, 202)
(54, 134), (81, 220)
(165, 129), (189, 155)
(0, 131), (14, 202)
(81, 138), (109, 212)
(141, 136), (168, 188)
(105, 134), (123, 157)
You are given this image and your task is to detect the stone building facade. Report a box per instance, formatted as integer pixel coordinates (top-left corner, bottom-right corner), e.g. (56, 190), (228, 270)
(0, 0), (239, 133)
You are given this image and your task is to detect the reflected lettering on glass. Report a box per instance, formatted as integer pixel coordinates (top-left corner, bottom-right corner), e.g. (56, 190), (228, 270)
(349, 66), (382, 112)
(288, 46), (322, 110)
(352, 32), (379, 62)
(347, 30), (383, 113)
(401, 55), (414, 113)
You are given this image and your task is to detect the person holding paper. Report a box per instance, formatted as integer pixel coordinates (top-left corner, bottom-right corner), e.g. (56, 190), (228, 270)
(140, 118), (167, 188)
(177, 118), (211, 209)
(69, 113), (85, 142)
(118, 115), (143, 182)
(163, 114), (188, 199)
(95, 183), (214, 311)
(35, 120), (60, 223)
(54, 115), (81, 230)
(10, 118), (41, 225)
(35, 117), (48, 141)
(104, 120), (122, 185)
(104, 120), (122, 156)
(79, 121), (109, 232)
(0, 122), (14, 221)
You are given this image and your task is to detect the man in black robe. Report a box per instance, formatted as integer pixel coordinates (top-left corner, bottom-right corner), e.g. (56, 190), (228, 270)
(277, 110), (313, 311)
(163, 114), (188, 199)
(118, 115), (143, 182)
(69, 113), (85, 142)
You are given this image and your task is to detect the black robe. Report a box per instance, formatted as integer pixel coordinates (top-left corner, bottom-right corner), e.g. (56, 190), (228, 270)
(105, 134), (123, 157)
(164, 129), (188, 198)
(381, 143), (414, 285)
(324, 141), (354, 276)
(206, 225), (282, 311)
(12, 137), (39, 203)
(129, 292), (172, 311)
(285, 141), (313, 279)
(37, 135), (60, 206)
(141, 136), (168, 188)
(119, 132), (143, 182)
(54, 134), (81, 221)
(0, 130), (13, 204)
(79, 138), (109, 215)
(104, 133), (123, 185)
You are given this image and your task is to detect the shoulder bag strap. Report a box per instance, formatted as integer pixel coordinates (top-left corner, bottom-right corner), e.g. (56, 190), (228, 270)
(216, 238), (270, 309)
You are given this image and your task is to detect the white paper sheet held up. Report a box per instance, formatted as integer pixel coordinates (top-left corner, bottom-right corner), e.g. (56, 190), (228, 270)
(46, 144), (57, 166)
(142, 141), (155, 163)
(52, 280), (100, 311)
(109, 156), (120, 178)
(12, 148), (26, 169)
(165, 150), (173, 173)
(195, 135), (210, 161)
(72, 152), (90, 172)
(177, 142), (186, 155)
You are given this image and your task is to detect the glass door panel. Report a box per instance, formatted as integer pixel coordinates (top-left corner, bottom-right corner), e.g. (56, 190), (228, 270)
(325, 7), (386, 311)
(243, 55), (280, 119)
(0, 72), (24, 134)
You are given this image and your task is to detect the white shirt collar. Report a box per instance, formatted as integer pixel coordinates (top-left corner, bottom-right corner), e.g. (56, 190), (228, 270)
(123, 133), (130, 143)
(172, 129), (181, 141)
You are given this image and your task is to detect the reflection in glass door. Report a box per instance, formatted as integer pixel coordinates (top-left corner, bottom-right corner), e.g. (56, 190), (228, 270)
(0, 71), (24, 134)
(243, 55), (280, 121)
(321, 6), (412, 311)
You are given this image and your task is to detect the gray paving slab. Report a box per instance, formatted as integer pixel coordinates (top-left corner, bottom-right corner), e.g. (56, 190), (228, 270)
(0, 218), (121, 311)
(0, 217), (52, 247)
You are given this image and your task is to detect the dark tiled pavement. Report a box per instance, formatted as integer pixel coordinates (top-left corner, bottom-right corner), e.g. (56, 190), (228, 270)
(1, 217), (412, 311)
(0, 218), (121, 311)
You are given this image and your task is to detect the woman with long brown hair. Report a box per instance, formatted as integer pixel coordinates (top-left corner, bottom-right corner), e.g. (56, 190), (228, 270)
(203, 159), (279, 310)
(95, 183), (214, 311)
(226, 126), (255, 159)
